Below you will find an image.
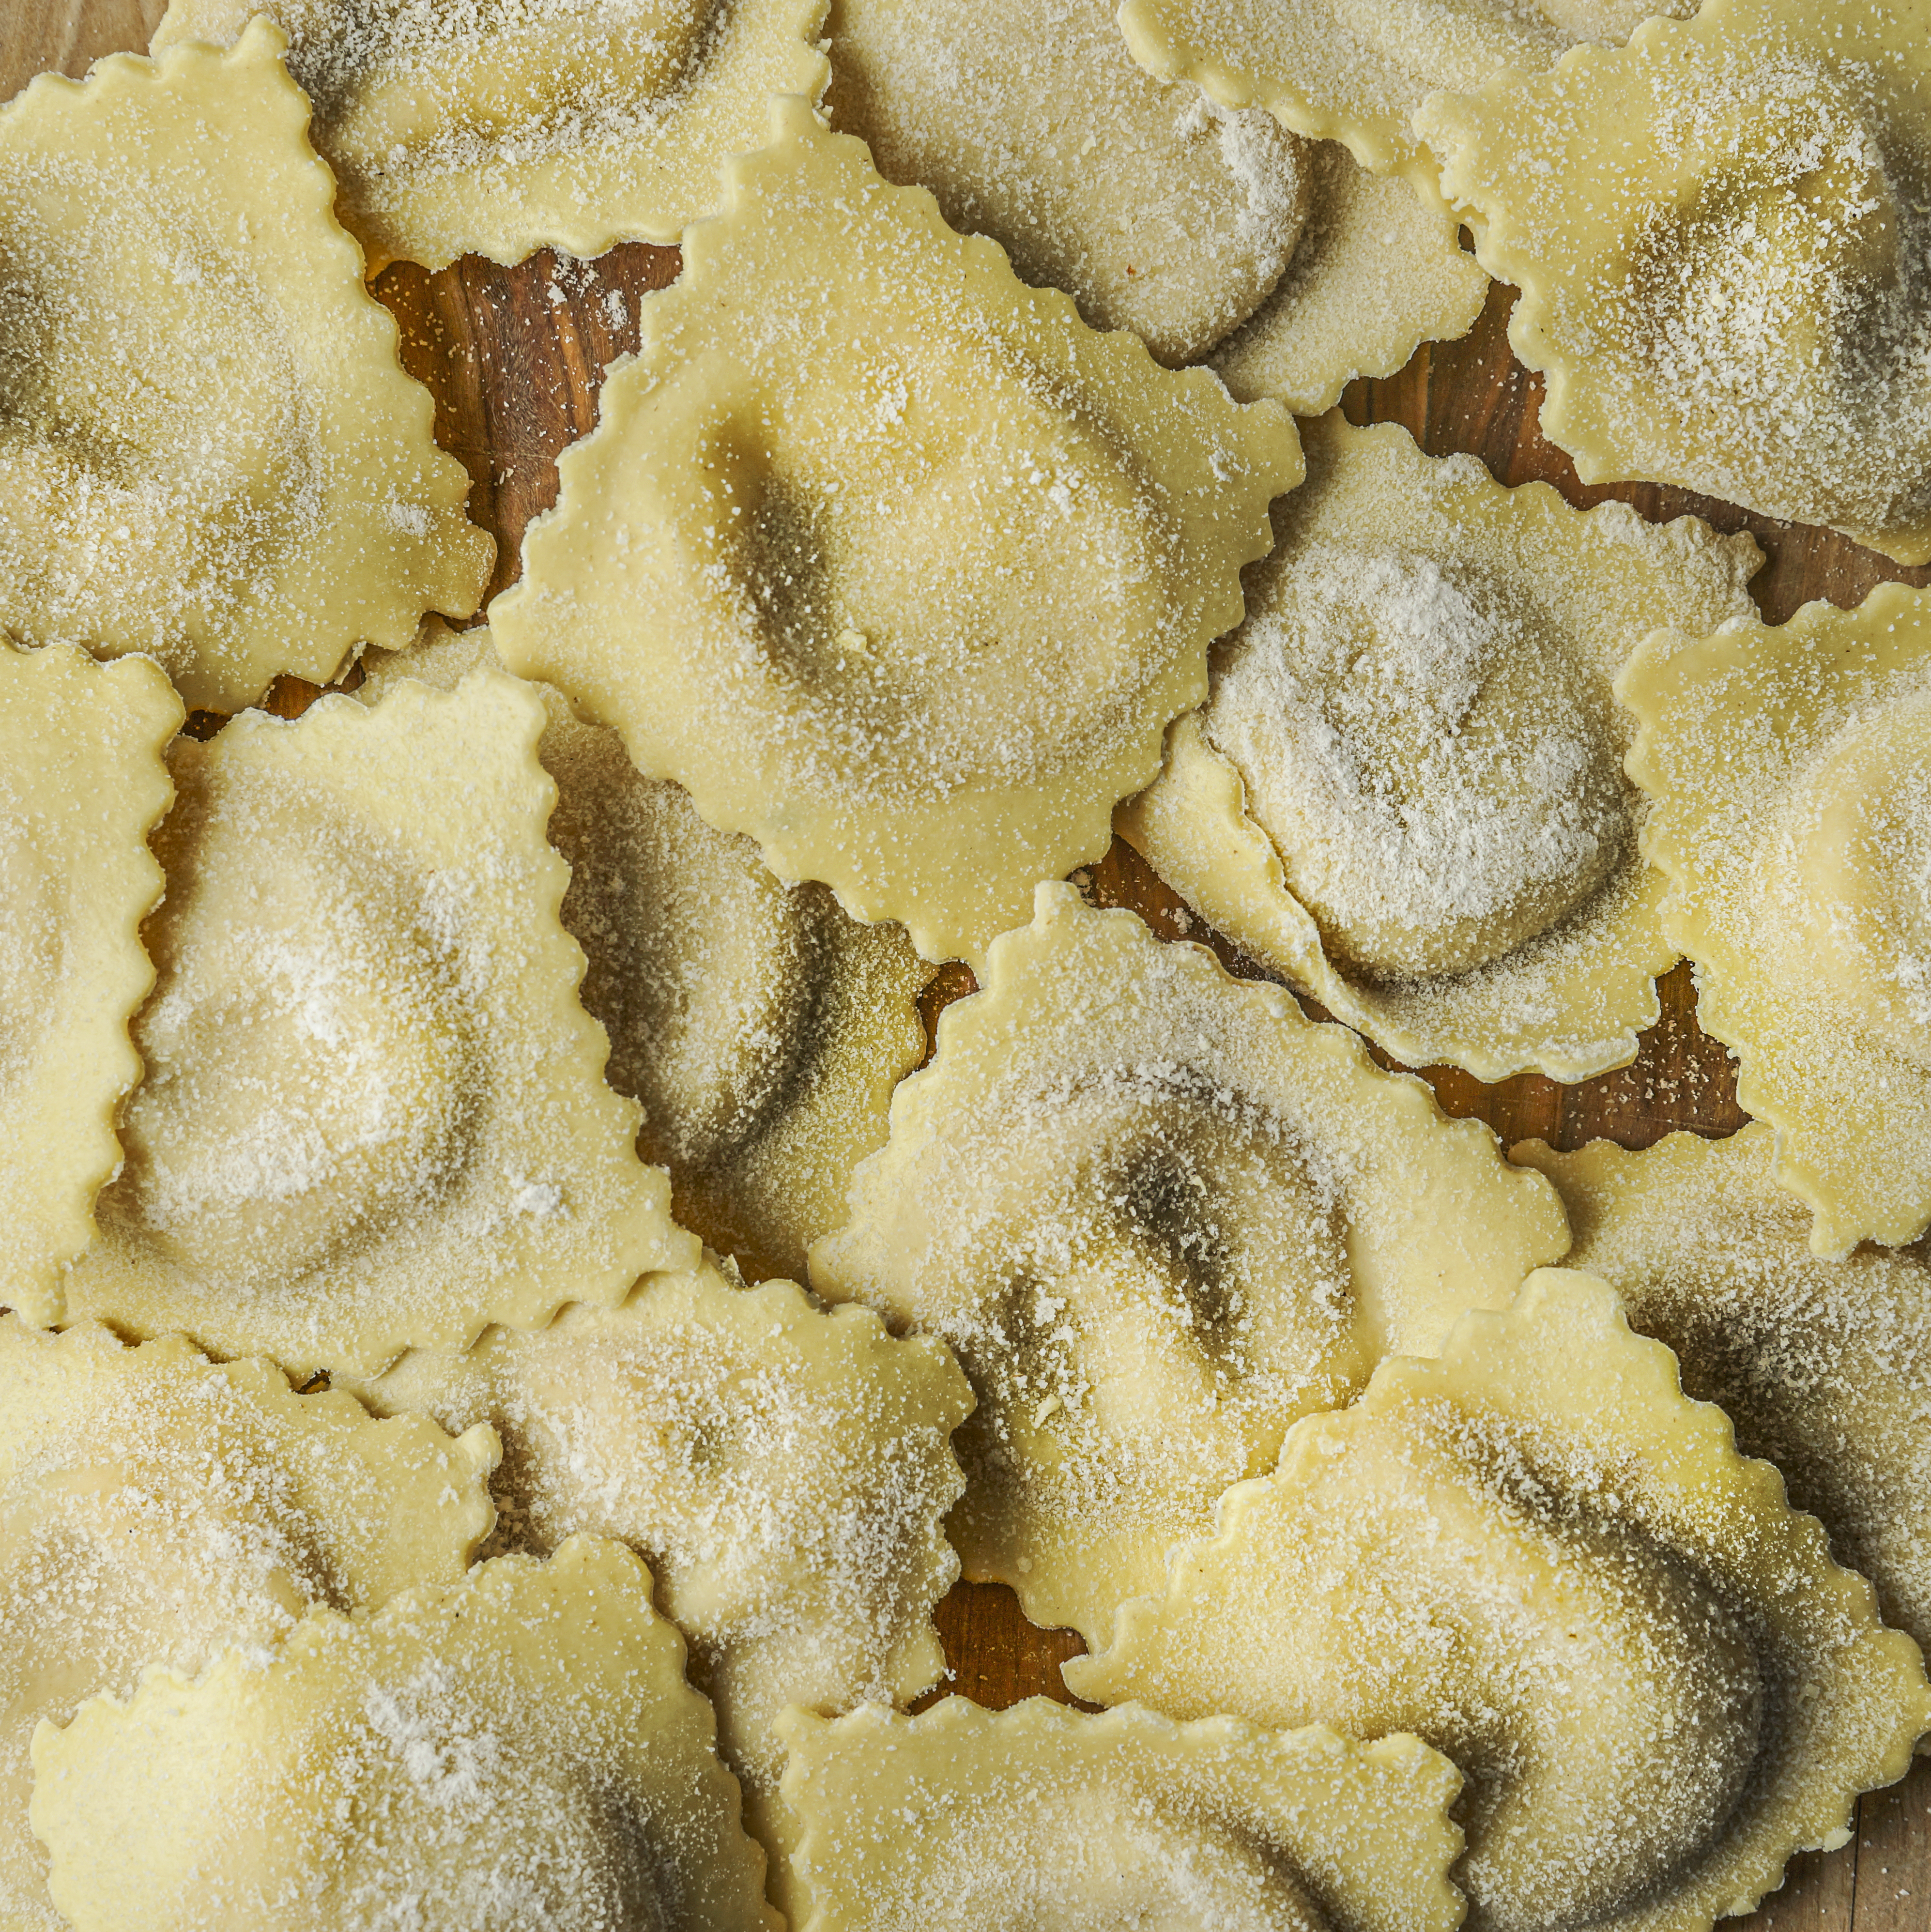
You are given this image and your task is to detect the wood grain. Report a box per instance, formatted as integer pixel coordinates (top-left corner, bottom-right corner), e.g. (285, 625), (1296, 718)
(11, 6), (1931, 1927)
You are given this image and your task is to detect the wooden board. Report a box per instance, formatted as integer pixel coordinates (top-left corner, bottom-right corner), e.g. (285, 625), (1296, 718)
(9, 9), (1931, 1928)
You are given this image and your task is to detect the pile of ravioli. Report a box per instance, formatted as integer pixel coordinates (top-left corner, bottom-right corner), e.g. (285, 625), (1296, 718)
(5, 0), (1931, 1928)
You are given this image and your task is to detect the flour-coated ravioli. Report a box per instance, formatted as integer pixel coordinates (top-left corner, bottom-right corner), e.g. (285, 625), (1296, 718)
(1069, 1270), (1931, 1932)
(0, 1317), (496, 1932)
(0, 23), (490, 713)
(0, 644), (179, 1326)
(809, 884), (1567, 1648)
(151, 0), (829, 275)
(358, 627), (929, 1284)
(1420, 0), (1931, 564)
(1121, 417), (1760, 1082)
(777, 1699), (1464, 1932)
(1621, 584), (1931, 1255)
(340, 1261), (969, 1919)
(1514, 1127), (1931, 1692)
(491, 98), (1301, 966)
(1116, 0), (1690, 188)
(32, 1536), (779, 1932)
(66, 668), (696, 1378)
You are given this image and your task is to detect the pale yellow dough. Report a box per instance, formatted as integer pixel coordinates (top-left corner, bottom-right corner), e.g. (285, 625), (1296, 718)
(31, 1537), (780, 1932)
(1116, 0), (1690, 188)
(1515, 1127), (1931, 1697)
(1121, 416), (1760, 1081)
(491, 97), (1301, 966)
(1621, 585), (1931, 1255)
(66, 668), (697, 1378)
(809, 884), (1568, 1648)
(358, 626), (930, 1283)
(0, 1317), (497, 1932)
(1419, 0), (1931, 564)
(0, 23), (491, 713)
(341, 1260), (969, 1919)
(1069, 1269), (1931, 1932)
(151, 0), (829, 275)
(778, 1698), (1464, 1932)
(0, 644), (179, 1326)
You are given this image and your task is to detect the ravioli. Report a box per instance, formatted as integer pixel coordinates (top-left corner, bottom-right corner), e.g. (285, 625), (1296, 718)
(1116, 0), (1691, 187)
(1515, 1126), (1931, 1683)
(66, 668), (696, 1378)
(0, 644), (179, 1326)
(1621, 584), (1931, 1255)
(1121, 416), (1760, 1081)
(0, 1318), (496, 1932)
(491, 97), (1301, 965)
(1069, 1270), (1931, 1932)
(1419, 0), (1931, 564)
(778, 1699), (1463, 1932)
(358, 627), (929, 1283)
(342, 1261), (969, 1917)
(809, 884), (1568, 1648)
(151, 0), (830, 275)
(32, 1537), (779, 1932)
(0, 23), (491, 712)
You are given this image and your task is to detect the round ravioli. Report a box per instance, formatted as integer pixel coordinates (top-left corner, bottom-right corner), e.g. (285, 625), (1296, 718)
(0, 23), (491, 712)
(490, 97), (1301, 966)
(1620, 583), (1931, 1255)
(66, 668), (696, 1378)
(151, 0), (830, 274)
(1068, 1270), (1931, 1932)
(32, 1537), (779, 1932)
(1419, 0), (1931, 564)
(1515, 1125), (1931, 1685)
(1115, 0), (1690, 186)
(343, 1264), (968, 1917)
(358, 627), (929, 1284)
(1121, 416), (1761, 1081)
(809, 883), (1568, 1648)
(825, 0), (1306, 367)
(0, 644), (179, 1326)
(778, 1699), (1463, 1932)
(0, 1318), (497, 1931)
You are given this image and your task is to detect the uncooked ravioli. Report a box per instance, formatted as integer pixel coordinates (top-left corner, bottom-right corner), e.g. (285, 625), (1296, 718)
(490, 97), (1301, 965)
(65, 668), (696, 1377)
(0, 24), (491, 712)
(1121, 415), (1760, 1080)
(1419, 0), (1931, 563)
(1069, 1270), (1931, 1932)
(32, 1538), (779, 1932)
(152, 0), (830, 273)
(0, 644), (179, 1326)
(810, 884), (1567, 1648)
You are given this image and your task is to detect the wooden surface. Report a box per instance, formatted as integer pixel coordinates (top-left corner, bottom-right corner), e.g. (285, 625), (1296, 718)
(11, 7), (1931, 1928)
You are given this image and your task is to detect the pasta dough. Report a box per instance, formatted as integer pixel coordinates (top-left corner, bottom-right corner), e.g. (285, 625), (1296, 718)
(1068, 1269), (1931, 1932)
(1620, 583), (1931, 1255)
(341, 1261), (969, 1917)
(66, 667), (697, 1377)
(809, 883), (1568, 1647)
(0, 643), (179, 1327)
(491, 97), (1302, 965)
(1120, 416), (1761, 1081)
(778, 1698), (1464, 1932)
(31, 1536), (780, 1932)
(0, 1317), (497, 1932)
(150, 0), (830, 275)
(0, 22), (492, 712)
(1419, 0), (1931, 564)
(1115, 0), (1691, 188)
(1515, 1126), (1931, 1691)
(358, 626), (929, 1283)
